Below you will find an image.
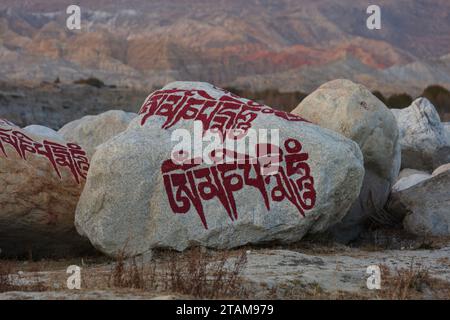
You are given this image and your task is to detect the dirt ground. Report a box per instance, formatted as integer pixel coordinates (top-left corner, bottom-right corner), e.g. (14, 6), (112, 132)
(1, 229), (450, 300)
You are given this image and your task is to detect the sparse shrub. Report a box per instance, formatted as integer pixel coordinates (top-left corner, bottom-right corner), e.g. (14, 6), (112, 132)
(108, 248), (248, 299)
(386, 93), (413, 109)
(382, 260), (432, 300)
(162, 248), (248, 299)
(110, 252), (145, 289)
(74, 77), (105, 88)
(0, 262), (13, 292)
(225, 87), (307, 113)
(0, 261), (47, 293)
(421, 85), (450, 121)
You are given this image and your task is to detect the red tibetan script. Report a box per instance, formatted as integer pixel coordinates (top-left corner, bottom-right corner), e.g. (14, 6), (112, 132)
(161, 138), (316, 229)
(0, 128), (89, 184)
(0, 118), (17, 127)
(139, 87), (316, 227)
(139, 88), (308, 137)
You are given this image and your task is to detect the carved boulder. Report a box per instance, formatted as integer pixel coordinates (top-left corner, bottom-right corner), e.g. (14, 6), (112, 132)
(75, 82), (365, 257)
(0, 119), (93, 258)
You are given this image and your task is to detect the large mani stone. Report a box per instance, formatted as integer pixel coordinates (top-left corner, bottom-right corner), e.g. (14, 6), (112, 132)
(391, 98), (450, 171)
(0, 119), (93, 258)
(58, 110), (137, 157)
(75, 81), (364, 258)
(292, 79), (401, 242)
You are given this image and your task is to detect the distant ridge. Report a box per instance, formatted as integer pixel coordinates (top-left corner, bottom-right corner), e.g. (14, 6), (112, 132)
(0, 0), (449, 94)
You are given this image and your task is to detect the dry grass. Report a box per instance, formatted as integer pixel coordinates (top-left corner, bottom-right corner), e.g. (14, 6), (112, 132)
(263, 259), (450, 300)
(0, 262), (14, 292)
(110, 254), (145, 289)
(385, 264), (430, 299)
(266, 280), (372, 300)
(107, 248), (248, 299)
(1, 249), (249, 299)
(379, 260), (450, 300)
(0, 261), (48, 293)
(2, 244), (450, 300)
(163, 248), (248, 299)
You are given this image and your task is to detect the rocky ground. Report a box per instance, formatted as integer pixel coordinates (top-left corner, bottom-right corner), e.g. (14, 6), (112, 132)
(1, 232), (450, 300)
(1, 80), (449, 300)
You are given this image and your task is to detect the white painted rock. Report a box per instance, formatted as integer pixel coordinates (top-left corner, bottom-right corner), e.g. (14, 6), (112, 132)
(75, 82), (365, 257)
(388, 170), (450, 237)
(391, 98), (450, 171)
(292, 79), (401, 242)
(58, 110), (137, 157)
(432, 163), (450, 177)
(0, 120), (93, 258)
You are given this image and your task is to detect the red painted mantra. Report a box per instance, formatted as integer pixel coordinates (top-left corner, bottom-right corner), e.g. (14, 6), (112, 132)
(139, 88), (309, 136)
(0, 127), (89, 184)
(161, 138), (316, 229)
(0, 118), (16, 127)
(140, 87), (317, 229)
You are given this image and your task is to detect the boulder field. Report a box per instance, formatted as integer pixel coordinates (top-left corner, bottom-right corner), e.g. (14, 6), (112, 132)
(2, 80), (449, 259)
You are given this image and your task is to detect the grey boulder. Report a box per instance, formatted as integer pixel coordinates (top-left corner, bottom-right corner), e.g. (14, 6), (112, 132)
(58, 110), (137, 157)
(387, 170), (450, 237)
(292, 79), (401, 242)
(391, 98), (450, 171)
